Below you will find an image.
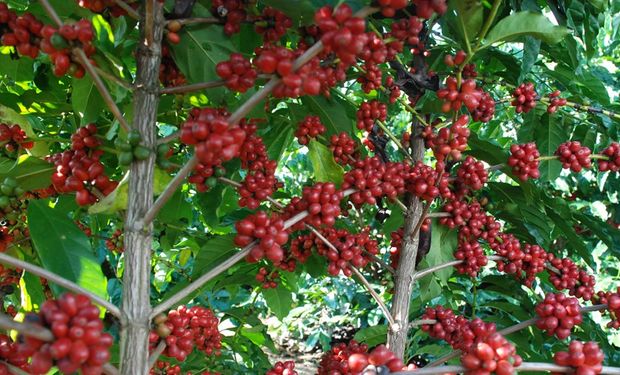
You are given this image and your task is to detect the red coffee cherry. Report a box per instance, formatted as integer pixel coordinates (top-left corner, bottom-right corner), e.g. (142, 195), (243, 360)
(318, 339), (368, 374)
(255, 7), (292, 43)
(456, 156), (488, 192)
(315, 4), (368, 68)
(454, 239), (488, 277)
(511, 82), (538, 113)
(555, 141), (592, 172)
(594, 287), (620, 329)
(314, 227), (378, 277)
(437, 77), (483, 113)
(471, 90), (496, 123)
(330, 132), (359, 165)
(508, 143), (541, 181)
(422, 114), (470, 163)
(356, 100), (388, 132)
(552, 341), (604, 375)
(535, 293), (583, 339)
(301, 182), (343, 227)
(211, 0), (247, 35)
(377, 0), (409, 17)
(547, 255), (596, 301)
(413, 0), (448, 19)
(547, 90), (568, 113)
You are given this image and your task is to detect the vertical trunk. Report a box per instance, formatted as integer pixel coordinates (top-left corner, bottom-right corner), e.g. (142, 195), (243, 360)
(387, 123), (425, 358)
(120, 2), (164, 374)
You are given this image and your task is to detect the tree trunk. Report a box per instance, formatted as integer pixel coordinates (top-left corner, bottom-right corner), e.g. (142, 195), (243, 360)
(387, 122), (425, 358)
(120, 2), (164, 374)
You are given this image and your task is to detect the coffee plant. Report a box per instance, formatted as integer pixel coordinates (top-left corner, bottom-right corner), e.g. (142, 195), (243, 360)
(0, 0), (619, 374)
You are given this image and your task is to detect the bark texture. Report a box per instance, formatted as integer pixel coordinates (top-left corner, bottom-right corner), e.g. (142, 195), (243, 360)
(387, 123), (425, 358)
(120, 2), (164, 374)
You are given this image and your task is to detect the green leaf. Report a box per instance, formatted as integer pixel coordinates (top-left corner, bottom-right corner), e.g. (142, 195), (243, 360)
(170, 4), (235, 105)
(483, 11), (569, 47)
(72, 75), (104, 125)
(519, 36), (541, 83)
(158, 191), (192, 224)
(354, 325), (387, 347)
(534, 114), (563, 181)
(262, 285), (293, 320)
(261, 0), (316, 24)
(419, 219), (458, 285)
(27, 200), (108, 300)
(452, 0), (484, 42)
(0, 155), (54, 191)
(307, 140), (344, 185)
(192, 235), (238, 277)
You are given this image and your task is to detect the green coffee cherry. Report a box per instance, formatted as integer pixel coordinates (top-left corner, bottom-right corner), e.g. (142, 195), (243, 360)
(118, 151), (134, 166)
(0, 196), (9, 209)
(133, 145), (151, 161)
(128, 130), (142, 147)
(205, 177), (218, 188)
(50, 33), (69, 49)
(115, 138), (133, 152)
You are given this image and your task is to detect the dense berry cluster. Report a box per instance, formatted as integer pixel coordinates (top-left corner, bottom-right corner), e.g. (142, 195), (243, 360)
(553, 341), (604, 375)
(490, 233), (525, 276)
(508, 143), (540, 181)
(256, 267), (279, 289)
(422, 115), (470, 163)
(454, 240), (487, 277)
(105, 229), (123, 253)
(460, 333), (522, 375)
(343, 157), (407, 206)
(378, 0), (408, 17)
(40, 20), (95, 77)
(295, 116), (326, 145)
(235, 211), (289, 264)
(266, 360), (297, 375)
(548, 256), (596, 301)
(0, 333), (27, 372)
(318, 339), (368, 374)
(421, 306), (497, 352)
(0, 123), (33, 155)
(437, 77), (483, 113)
(315, 4), (368, 68)
(413, 0), (448, 19)
(256, 7), (292, 43)
(0, 5), (42, 58)
(216, 53), (257, 93)
(555, 141), (592, 172)
(520, 244), (549, 287)
(595, 288), (620, 329)
(547, 90), (568, 114)
(357, 62), (383, 93)
(471, 90), (496, 123)
(511, 82), (537, 114)
(598, 143), (620, 172)
(407, 161), (452, 201)
(18, 293), (113, 374)
(49, 125), (117, 206)
(385, 16), (424, 58)
(356, 100), (388, 132)
(444, 50), (467, 67)
(535, 293), (582, 339)
(315, 227), (378, 276)
(212, 0), (247, 35)
(76, 0), (128, 16)
(300, 182), (343, 227)
(330, 132), (359, 165)
(456, 156), (488, 192)
(150, 306), (221, 362)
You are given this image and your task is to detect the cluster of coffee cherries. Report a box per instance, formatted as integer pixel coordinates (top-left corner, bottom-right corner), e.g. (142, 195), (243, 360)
(19, 293), (113, 374)
(314, 4), (368, 68)
(414, 0), (448, 19)
(511, 82), (538, 114)
(318, 340), (411, 374)
(343, 157), (409, 205)
(40, 20), (95, 77)
(546, 90), (568, 114)
(216, 53), (257, 93)
(548, 255), (596, 301)
(76, 0), (129, 17)
(437, 77), (483, 113)
(49, 124), (118, 205)
(460, 333), (522, 375)
(105, 229), (123, 253)
(594, 288), (620, 329)
(160, 45), (187, 87)
(454, 240), (487, 277)
(444, 50), (467, 68)
(299, 182), (343, 227)
(0, 4), (43, 58)
(535, 293), (583, 339)
(255, 7), (293, 43)
(456, 156), (488, 192)
(211, 0), (247, 35)
(0, 333), (26, 373)
(266, 360), (297, 375)
(314, 227), (378, 277)
(150, 306), (222, 362)
(330, 132), (359, 165)
(552, 341), (604, 375)
(555, 141), (592, 172)
(597, 142), (620, 172)
(377, 0), (408, 17)
(235, 211), (289, 264)
(115, 130), (152, 166)
(422, 307), (499, 352)
(508, 143), (541, 181)
(0, 177), (24, 209)
(295, 115), (326, 145)
(255, 267), (279, 289)
(356, 100), (388, 132)
(422, 114), (470, 163)
(472, 90), (496, 123)
(0, 123), (33, 155)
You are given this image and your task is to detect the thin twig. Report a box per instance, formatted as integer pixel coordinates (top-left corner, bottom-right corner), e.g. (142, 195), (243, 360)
(38, 0), (62, 26)
(0, 252), (121, 317)
(161, 80), (226, 95)
(0, 313), (55, 341)
(147, 341), (167, 369)
(94, 65), (133, 90)
(0, 361), (29, 375)
(114, 0), (139, 20)
(412, 255), (504, 281)
(408, 319), (437, 329)
(169, 17), (222, 26)
(142, 156), (198, 227)
(74, 49), (131, 132)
